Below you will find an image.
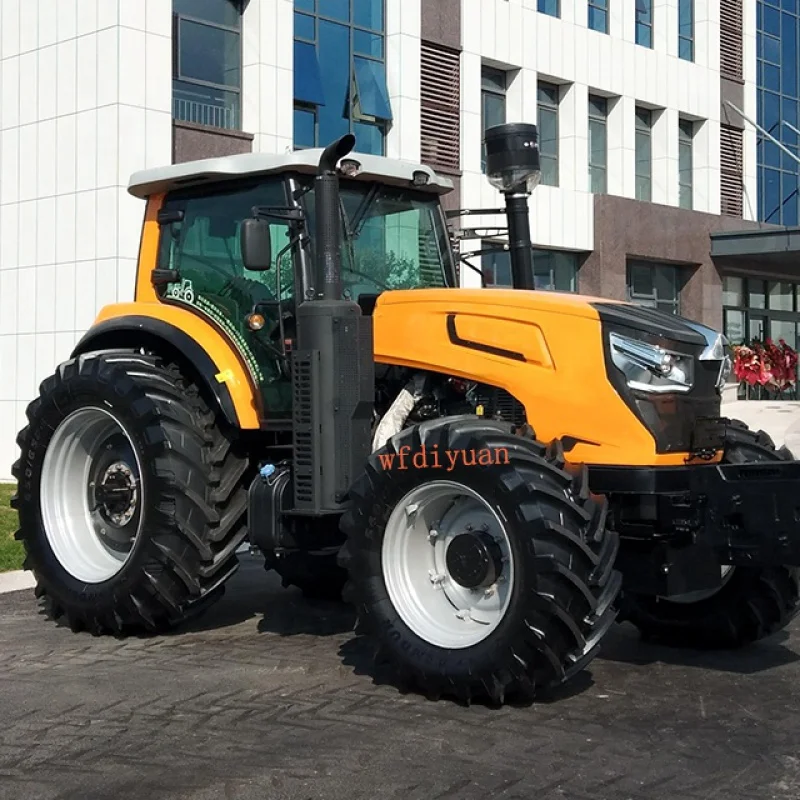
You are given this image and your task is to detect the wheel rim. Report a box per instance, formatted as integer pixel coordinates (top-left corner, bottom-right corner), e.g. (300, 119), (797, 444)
(40, 406), (144, 584)
(665, 565), (735, 604)
(381, 480), (514, 649)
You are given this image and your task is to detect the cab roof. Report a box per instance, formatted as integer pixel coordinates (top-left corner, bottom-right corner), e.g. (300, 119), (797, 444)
(127, 148), (454, 199)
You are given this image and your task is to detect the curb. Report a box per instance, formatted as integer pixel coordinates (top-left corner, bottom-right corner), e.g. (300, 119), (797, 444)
(0, 570), (36, 595)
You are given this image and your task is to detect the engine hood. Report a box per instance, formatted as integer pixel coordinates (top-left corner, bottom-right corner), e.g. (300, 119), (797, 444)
(374, 288), (713, 348)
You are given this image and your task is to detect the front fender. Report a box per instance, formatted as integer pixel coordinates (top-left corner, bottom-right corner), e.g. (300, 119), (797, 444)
(71, 303), (261, 429)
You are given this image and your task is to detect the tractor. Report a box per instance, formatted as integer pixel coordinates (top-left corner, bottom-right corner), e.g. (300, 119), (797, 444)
(12, 123), (800, 706)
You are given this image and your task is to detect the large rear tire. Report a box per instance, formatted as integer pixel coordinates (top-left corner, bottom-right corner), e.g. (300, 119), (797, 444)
(619, 419), (800, 648)
(11, 351), (252, 635)
(338, 417), (622, 705)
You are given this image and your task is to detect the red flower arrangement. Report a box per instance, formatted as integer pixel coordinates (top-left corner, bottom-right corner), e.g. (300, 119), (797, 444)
(733, 338), (798, 392)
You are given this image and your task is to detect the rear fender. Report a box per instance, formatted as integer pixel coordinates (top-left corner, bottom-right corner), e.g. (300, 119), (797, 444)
(71, 304), (261, 429)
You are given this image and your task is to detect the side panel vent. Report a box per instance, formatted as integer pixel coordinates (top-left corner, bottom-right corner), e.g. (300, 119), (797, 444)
(291, 350), (319, 506)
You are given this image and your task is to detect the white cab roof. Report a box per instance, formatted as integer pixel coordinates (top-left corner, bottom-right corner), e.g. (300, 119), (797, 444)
(127, 147), (454, 199)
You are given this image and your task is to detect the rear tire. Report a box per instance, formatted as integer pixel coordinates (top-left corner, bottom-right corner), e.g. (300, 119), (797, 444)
(338, 416), (622, 705)
(11, 351), (252, 635)
(619, 419), (800, 649)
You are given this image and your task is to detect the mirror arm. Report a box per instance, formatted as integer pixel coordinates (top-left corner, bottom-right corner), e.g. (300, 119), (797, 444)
(251, 205), (305, 223)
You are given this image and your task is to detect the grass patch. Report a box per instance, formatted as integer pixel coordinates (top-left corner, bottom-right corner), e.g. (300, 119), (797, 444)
(0, 483), (23, 573)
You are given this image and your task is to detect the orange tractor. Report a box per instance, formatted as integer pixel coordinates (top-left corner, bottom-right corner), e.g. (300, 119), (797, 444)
(13, 125), (800, 705)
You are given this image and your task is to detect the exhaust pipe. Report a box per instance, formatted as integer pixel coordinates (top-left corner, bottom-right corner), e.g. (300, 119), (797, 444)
(314, 134), (356, 301)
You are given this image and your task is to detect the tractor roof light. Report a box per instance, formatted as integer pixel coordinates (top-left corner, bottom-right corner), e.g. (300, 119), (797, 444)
(484, 122), (542, 194)
(339, 158), (361, 177)
(412, 170), (430, 186)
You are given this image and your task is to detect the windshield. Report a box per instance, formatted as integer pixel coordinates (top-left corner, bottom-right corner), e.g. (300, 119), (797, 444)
(299, 179), (454, 300)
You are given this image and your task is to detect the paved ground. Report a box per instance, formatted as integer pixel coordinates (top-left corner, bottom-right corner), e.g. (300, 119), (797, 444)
(2, 556), (800, 800)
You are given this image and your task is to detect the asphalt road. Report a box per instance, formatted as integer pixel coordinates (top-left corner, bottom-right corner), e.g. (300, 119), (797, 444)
(2, 555), (800, 800)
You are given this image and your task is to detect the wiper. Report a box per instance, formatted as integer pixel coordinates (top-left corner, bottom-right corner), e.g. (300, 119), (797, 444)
(348, 183), (380, 239)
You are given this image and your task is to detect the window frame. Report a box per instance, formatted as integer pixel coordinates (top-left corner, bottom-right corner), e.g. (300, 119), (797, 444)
(588, 0), (609, 34)
(481, 66), (508, 173)
(292, 0), (391, 155)
(588, 94), (608, 194)
(678, 118), (695, 210)
(172, 0), (244, 131)
(537, 81), (560, 187)
(722, 275), (800, 361)
(481, 241), (580, 292)
(635, 0), (653, 48)
(678, 0), (694, 62)
(626, 260), (683, 315)
(635, 106), (653, 202)
(756, 1), (800, 227)
(537, 0), (560, 18)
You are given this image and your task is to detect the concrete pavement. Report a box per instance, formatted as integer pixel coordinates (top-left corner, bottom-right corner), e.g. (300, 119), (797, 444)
(2, 554), (800, 800)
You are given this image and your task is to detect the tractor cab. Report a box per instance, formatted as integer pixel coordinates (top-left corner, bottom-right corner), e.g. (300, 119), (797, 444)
(130, 149), (458, 417)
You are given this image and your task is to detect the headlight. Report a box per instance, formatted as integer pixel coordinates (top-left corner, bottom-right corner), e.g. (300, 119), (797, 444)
(609, 332), (694, 393)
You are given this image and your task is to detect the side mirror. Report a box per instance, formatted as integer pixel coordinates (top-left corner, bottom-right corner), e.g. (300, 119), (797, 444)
(241, 218), (272, 271)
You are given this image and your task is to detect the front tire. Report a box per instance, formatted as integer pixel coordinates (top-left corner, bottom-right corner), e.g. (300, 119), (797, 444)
(338, 417), (622, 705)
(12, 351), (252, 635)
(619, 419), (800, 648)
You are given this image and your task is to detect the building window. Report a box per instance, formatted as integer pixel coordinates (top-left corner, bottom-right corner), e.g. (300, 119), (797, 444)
(588, 95), (608, 194)
(627, 261), (683, 315)
(723, 275), (800, 352)
(293, 0), (392, 155)
(481, 67), (507, 173)
(635, 107), (652, 202)
(678, 0), (694, 61)
(538, 0), (559, 17)
(172, 0), (243, 130)
(679, 118), (694, 209)
(756, 0), (799, 227)
(635, 0), (653, 48)
(482, 244), (579, 291)
(588, 0), (609, 33)
(538, 82), (560, 186)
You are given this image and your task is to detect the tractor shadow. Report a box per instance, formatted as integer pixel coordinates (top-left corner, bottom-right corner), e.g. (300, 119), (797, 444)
(172, 553), (357, 638)
(598, 620), (800, 675)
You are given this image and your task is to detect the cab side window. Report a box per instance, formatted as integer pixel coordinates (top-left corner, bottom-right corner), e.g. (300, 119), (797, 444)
(156, 177), (298, 417)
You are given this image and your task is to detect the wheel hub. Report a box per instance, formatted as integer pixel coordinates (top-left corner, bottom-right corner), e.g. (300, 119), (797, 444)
(445, 531), (504, 589)
(94, 461), (138, 527)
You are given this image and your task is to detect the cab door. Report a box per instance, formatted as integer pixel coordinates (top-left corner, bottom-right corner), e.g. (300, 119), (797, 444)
(154, 178), (297, 421)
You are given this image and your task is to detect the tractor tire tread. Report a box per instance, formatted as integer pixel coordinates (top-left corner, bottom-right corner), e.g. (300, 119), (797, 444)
(12, 349), (253, 636)
(338, 416), (621, 705)
(619, 419), (800, 649)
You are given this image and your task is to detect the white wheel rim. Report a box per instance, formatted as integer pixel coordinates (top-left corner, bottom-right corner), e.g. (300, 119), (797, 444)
(381, 480), (514, 649)
(40, 406), (144, 584)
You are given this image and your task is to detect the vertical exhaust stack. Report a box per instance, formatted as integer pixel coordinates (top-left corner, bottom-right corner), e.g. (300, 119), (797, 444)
(484, 123), (542, 291)
(313, 134), (355, 301)
(293, 135), (375, 515)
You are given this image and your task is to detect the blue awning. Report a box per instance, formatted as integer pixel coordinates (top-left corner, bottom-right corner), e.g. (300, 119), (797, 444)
(353, 56), (392, 121)
(294, 40), (325, 106)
